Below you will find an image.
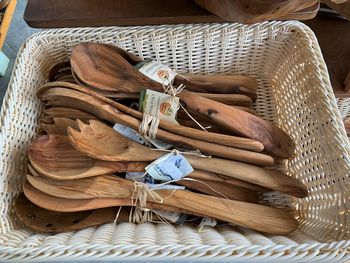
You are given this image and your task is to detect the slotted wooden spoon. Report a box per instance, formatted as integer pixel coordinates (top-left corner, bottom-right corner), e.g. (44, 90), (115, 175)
(66, 119), (307, 197)
(14, 192), (132, 233)
(26, 174), (298, 235)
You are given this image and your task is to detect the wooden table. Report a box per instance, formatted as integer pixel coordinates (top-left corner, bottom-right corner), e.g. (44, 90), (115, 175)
(24, 0), (223, 28)
(304, 16), (350, 98)
(24, 0), (350, 98)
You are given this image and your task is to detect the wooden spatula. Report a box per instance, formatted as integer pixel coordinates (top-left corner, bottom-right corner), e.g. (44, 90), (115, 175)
(26, 174), (298, 235)
(66, 120), (306, 197)
(179, 92), (295, 158)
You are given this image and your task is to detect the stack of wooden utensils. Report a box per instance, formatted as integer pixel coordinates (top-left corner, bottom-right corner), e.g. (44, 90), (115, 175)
(16, 43), (308, 235)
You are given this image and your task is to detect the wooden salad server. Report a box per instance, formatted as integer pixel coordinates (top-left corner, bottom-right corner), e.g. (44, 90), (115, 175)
(42, 107), (98, 123)
(38, 86), (273, 167)
(41, 117), (77, 135)
(26, 175), (298, 235)
(23, 180), (187, 214)
(179, 92), (295, 158)
(67, 120), (307, 197)
(28, 134), (148, 180)
(70, 43), (257, 98)
(14, 193), (133, 233)
(38, 82), (264, 152)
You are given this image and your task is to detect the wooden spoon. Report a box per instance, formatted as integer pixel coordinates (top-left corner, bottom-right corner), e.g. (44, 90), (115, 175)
(67, 120), (307, 197)
(179, 92), (295, 158)
(38, 82), (263, 152)
(26, 174), (298, 235)
(14, 193), (131, 233)
(189, 170), (269, 192)
(173, 75), (257, 99)
(70, 43), (257, 98)
(38, 87), (272, 166)
(28, 134), (148, 180)
(176, 178), (259, 203)
(43, 107), (98, 122)
(23, 180), (187, 214)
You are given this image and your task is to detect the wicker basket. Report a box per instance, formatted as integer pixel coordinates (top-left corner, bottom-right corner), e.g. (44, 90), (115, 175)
(1, 22), (350, 262)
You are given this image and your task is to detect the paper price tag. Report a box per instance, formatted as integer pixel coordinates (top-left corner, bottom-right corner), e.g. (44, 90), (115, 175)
(135, 59), (176, 86)
(145, 152), (193, 181)
(140, 89), (179, 125)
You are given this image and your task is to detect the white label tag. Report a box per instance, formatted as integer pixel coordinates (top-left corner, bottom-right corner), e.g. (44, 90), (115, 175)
(145, 152), (193, 181)
(152, 209), (187, 225)
(113, 123), (172, 150)
(140, 89), (179, 125)
(136, 59), (176, 85)
(198, 217), (217, 232)
(113, 123), (146, 144)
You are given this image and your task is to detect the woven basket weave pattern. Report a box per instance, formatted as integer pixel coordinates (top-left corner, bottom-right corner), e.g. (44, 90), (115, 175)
(0, 22), (349, 262)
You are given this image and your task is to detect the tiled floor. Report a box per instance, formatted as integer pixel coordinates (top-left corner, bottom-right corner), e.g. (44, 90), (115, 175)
(0, 0), (40, 106)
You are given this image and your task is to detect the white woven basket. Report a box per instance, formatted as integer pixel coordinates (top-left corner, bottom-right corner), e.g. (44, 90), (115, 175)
(1, 22), (350, 262)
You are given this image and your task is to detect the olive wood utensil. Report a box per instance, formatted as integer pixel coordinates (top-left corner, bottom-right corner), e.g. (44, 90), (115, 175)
(41, 117), (77, 135)
(70, 43), (257, 98)
(26, 175), (298, 235)
(23, 180), (186, 214)
(176, 178), (259, 203)
(43, 107), (98, 122)
(67, 120), (306, 197)
(28, 134), (148, 180)
(189, 170), (269, 192)
(38, 82), (263, 151)
(179, 92), (295, 158)
(194, 0), (318, 24)
(14, 193), (133, 233)
(173, 74), (257, 99)
(38, 83), (266, 156)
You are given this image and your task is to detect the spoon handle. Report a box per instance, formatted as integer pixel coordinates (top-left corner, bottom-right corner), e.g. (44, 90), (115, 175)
(186, 155), (307, 198)
(161, 190), (297, 235)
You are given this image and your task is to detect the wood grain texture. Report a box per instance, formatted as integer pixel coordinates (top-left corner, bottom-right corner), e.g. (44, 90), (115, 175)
(71, 43), (258, 96)
(48, 81), (263, 151)
(179, 92), (295, 158)
(66, 120), (306, 197)
(26, 175), (298, 235)
(23, 180), (187, 214)
(176, 178), (259, 203)
(195, 0), (318, 23)
(39, 87), (273, 165)
(28, 134), (148, 180)
(14, 192), (130, 233)
(24, 0), (224, 28)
